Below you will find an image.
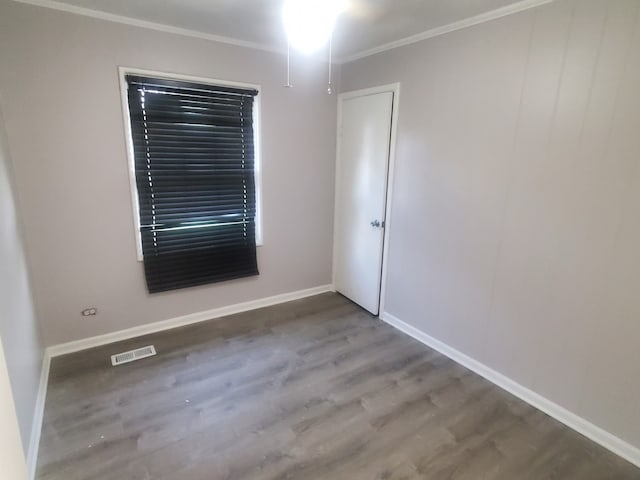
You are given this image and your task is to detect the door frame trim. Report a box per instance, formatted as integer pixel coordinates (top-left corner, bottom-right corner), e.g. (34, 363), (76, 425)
(333, 83), (401, 315)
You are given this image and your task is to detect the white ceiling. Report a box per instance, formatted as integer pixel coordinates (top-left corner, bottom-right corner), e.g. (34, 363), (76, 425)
(21, 0), (548, 61)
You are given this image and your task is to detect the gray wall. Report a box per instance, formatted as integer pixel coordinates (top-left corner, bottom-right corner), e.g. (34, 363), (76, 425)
(0, 106), (43, 454)
(0, 2), (337, 346)
(342, 0), (640, 448)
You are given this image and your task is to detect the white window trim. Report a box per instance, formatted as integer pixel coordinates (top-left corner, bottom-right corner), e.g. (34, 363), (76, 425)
(118, 66), (264, 261)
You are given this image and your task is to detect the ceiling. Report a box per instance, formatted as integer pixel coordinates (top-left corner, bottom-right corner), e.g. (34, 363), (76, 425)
(24, 0), (546, 61)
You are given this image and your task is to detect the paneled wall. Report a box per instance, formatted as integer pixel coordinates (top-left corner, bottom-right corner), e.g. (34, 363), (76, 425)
(342, 0), (640, 449)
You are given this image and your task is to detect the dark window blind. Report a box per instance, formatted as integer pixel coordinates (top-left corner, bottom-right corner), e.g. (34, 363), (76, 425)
(125, 74), (259, 293)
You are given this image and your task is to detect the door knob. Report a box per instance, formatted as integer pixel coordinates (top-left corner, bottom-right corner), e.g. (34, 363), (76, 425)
(370, 220), (381, 228)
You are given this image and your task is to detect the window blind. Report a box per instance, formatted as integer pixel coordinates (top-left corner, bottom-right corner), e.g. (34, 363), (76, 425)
(125, 74), (259, 293)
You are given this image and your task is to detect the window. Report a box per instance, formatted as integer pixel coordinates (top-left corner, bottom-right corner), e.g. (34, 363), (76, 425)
(121, 70), (261, 293)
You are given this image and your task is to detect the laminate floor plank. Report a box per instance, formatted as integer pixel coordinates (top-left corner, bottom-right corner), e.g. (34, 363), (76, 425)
(36, 293), (639, 479)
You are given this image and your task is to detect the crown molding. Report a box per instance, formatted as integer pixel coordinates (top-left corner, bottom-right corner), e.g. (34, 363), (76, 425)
(9, 0), (284, 55)
(10, 0), (554, 65)
(336, 0), (554, 64)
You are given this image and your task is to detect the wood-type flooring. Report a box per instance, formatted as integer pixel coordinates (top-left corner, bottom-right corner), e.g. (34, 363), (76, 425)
(36, 293), (640, 479)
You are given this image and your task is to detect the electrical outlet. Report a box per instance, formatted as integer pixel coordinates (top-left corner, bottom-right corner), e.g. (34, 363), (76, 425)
(82, 308), (97, 316)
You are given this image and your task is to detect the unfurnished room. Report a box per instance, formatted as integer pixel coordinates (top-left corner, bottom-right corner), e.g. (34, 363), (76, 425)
(1, 0), (640, 479)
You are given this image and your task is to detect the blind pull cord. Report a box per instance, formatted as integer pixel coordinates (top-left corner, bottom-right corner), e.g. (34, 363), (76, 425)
(328, 34), (333, 95)
(284, 40), (293, 88)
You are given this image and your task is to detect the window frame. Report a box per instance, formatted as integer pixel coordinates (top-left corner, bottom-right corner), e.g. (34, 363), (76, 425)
(118, 66), (263, 262)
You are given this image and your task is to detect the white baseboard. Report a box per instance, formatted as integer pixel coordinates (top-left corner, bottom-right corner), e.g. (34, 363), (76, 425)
(381, 311), (640, 469)
(47, 285), (334, 357)
(26, 351), (50, 480)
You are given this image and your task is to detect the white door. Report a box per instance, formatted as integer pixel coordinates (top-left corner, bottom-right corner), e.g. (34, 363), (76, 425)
(334, 90), (394, 315)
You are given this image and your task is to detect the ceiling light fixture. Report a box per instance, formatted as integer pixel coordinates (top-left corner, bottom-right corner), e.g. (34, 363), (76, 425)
(282, 0), (344, 54)
(281, 0), (346, 93)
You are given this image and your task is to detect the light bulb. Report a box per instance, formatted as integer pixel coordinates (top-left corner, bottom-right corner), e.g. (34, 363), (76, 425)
(282, 0), (345, 54)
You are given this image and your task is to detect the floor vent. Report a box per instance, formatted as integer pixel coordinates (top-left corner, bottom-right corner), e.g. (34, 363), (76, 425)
(111, 345), (156, 366)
